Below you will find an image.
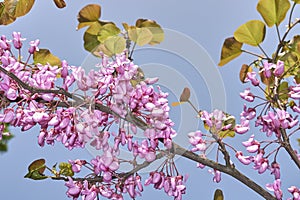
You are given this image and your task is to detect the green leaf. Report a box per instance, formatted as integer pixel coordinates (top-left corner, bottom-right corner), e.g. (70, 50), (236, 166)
(33, 49), (61, 67)
(218, 37), (243, 66)
(278, 81), (289, 104)
(219, 114), (236, 138)
(0, 133), (13, 152)
(0, 123), (13, 152)
(15, 0), (35, 18)
(77, 4), (101, 30)
(213, 189), (224, 200)
(234, 20), (266, 46)
(58, 162), (74, 177)
(103, 35), (126, 55)
(24, 158), (48, 180)
(97, 23), (120, 43)
(136, 19), (164, 45)
(257, 0), (290, 27)
(128, 26), (153, 46)
(84, 32), (101, 53)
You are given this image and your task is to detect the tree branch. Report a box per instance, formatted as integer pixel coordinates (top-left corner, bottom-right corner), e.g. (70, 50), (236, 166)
(1, 66), (276, 199)
(172, 143), (276, 200)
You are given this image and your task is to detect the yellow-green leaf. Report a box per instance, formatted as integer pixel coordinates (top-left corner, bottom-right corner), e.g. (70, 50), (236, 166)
(219, 114), (236, 138)
(59, 162), (74, 177)
(128, 26), (153, 46)
(83, 31), (101, 52)
(293, 0), (300, 4)
(33, 49), (61, 67)
(213, 189), (224, 200)
(77, 4), (101, 30)
(257, 0), (290, 27)
(15, 0), (35, 18)
(234, 20), (266, 46)
(136, 19), (164, 45)
(97, 23), (120, 43)
(218, 37), (243, 66)
(104, 35), (126, 55)
(278, 81), (289, 104)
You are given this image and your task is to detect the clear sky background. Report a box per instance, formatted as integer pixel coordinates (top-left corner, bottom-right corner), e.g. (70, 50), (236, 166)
(1, 1), (300, 200)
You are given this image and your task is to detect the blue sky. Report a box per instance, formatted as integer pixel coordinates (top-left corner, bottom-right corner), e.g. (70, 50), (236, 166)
(1, 1), (300, 199)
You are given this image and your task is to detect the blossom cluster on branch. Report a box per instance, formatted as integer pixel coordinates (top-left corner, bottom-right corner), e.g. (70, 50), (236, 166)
(1, 25), (300, 199)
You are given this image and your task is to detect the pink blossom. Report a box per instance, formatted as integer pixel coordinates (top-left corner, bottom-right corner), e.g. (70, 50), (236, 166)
(266, 179), (282, 200)
(188, 131), (206, 152)
(12, 32), (25, 49)
(270, 162), (280, 179)
(234, 117), (250, 134)
(28, 39), (40, 54)
(240, 104), (256, 120)
(253, 151), (269, 174)
(209, 169), (221, 183)
(273, 60), (284, 77)
(242, 135), (260, 153)
(240, 88), (255, 102)
(236, 151), (253, 165)
(288, 186), (300, 200)
(65, 177), (82, 199)
(245, 71), (260, 86)
(262, 61), (274, 78)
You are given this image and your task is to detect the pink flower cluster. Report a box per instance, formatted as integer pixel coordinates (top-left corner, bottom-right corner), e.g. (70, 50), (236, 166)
(0, 33), (185, 200)
(145, 172), (186, 200)
(235, 59), (300, 199)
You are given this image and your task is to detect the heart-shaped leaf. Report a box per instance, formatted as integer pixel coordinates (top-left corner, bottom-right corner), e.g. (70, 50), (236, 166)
(104, 35), (126, 55)
(84, 31), (101, 53)
(128, 26), (153, 46)
(77, 4), (101, 30)
(257, 0), (290, 27)
(136, 19), (164, 45)
(218, 37), (243, 66)
(97, 23), (120, 43)
(33, 49), (61, 67)
(234, 20), (266, 46)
